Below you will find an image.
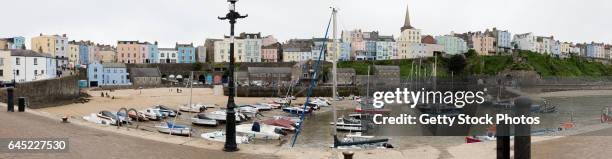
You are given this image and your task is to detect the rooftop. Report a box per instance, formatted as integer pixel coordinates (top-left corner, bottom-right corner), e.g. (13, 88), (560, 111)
(102, 63), (127, 68)
(130, 68), (161, 77)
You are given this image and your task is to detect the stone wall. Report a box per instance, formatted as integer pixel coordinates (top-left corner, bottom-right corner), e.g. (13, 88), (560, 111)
(0, 75), (80, 109)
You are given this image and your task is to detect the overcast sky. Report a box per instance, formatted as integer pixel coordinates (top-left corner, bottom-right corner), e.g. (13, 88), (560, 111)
(1, 0), (610, 48)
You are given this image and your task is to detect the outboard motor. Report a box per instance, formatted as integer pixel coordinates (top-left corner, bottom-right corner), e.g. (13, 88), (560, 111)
(252, 122), (261, 132)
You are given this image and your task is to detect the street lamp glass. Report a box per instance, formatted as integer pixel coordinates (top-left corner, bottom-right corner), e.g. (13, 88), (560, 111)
(229, 4), (235, 11)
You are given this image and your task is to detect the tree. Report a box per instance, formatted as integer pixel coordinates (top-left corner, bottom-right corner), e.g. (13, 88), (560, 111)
(448, 54), (467, 74)
(192, 62), (203, 71)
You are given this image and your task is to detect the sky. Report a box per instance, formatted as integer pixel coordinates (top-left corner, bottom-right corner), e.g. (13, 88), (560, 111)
(1, 0), (611, 48)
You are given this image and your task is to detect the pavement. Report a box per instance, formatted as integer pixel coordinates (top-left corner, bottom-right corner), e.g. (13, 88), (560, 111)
(532, 127), (612, 159)
(0, 110), (277, 159)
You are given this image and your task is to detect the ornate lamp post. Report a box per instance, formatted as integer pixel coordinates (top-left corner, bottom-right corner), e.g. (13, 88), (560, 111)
(218, 0), (247, 152)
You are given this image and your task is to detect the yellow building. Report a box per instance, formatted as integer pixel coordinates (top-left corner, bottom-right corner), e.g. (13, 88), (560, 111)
(31, 33), (68, 58)
(0, 50), (13, 82)
(68, 43), (80, 67)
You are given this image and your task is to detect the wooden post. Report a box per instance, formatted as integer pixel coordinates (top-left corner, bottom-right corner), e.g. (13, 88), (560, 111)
(514, 97), (532, 159)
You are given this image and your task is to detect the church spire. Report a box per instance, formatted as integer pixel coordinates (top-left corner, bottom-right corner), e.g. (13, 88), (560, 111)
(401, 2), (414, 31)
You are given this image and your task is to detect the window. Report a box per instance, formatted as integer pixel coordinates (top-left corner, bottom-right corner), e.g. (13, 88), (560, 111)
(16, 58), (20, 65)
(34, 58), (38, 65)
(0, 70), (3, 77)
(34, 70), (38, 75)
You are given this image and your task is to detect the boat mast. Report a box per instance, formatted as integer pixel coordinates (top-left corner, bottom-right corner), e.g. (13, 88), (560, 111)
(189, 71), (194, 107)
(331, 7), (338, 137)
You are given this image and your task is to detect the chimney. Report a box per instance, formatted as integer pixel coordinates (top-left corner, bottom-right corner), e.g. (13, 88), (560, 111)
(39, 33), (43, 36)
(63, 34), (66, 37)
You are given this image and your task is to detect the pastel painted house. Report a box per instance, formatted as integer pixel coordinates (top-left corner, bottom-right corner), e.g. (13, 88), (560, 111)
(87, 61), (131, 87)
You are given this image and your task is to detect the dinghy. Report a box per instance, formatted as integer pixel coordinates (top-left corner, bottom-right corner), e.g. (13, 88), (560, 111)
(201, 131), (250, 144)
(205, 110), (243, 122)
(83, 113), (114, 125)
(191, 113), (218, 126)
(282, 106), (312, 115)
(155, 122), (191, 136)
(262, 118), (296, 131)
(236, 122), (283, 140)
(179, 104), (208, 113)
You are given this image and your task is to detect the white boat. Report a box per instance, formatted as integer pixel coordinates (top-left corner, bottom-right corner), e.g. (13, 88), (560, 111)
(155, 122), (191, 136)
(138, 111), (161, 120)
(309, 98), (330, 107)
(191, 113), (218, 126)
(274, 98), (289, 104)
(236, 123), (283, 140)
(179, 104), (208, 113)
(205, 110), (243, 122)
(252, 103), (273, 111)
(83, 113), (114, 125)
(331, 118), (363, 131)
(201, 131), (251, 144)
(145, 108), (167, 119)
(237, 106), (259, 118)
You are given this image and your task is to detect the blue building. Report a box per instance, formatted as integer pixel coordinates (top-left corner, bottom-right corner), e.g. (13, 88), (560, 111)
(176, 43), (195, 63)
(147, 42), (159, 63)
(87, 61), (131, 87)
(0, 36), (25, 49)
(339, 42), (351, 61)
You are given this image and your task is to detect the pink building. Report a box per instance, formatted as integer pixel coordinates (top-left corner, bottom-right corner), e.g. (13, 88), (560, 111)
(341, 30), (365, 59)
(261, 43), (280, 62)
(117, 41), (148, 64)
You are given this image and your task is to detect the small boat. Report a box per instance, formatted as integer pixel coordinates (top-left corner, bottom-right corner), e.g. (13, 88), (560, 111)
(155, 122), (191, 136)
(144, 108), (165, 119)
(127, 111), (149, 121)
(201, 131), (250, 144)
(236, 122), (284, 140)
(465, 136), (482, 143)
(331, 118), (363, 132)
(250, 103), (273, 111)
(236, 106), (259, 118)
(179, 104), (208, 113)
(309, 98), (330, 107)
(140, 109), (161, 121)
(262, 118), (296, 131)
(191, 113), (218, 126)
(205, 110), (243, 122)
(153, 105), (181, 116)
(272, 116), (301, 124)
(282, 106), (312, 115)
(83, 113), (113, 125)
(97, 111), (118, 125)
(274, 98), (289, 104)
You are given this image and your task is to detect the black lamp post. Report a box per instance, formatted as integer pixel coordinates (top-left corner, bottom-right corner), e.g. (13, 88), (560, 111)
(218, 0), (247, 152)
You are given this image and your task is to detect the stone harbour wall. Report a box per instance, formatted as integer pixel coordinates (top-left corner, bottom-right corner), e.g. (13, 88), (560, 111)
(0, 76), (80, 109)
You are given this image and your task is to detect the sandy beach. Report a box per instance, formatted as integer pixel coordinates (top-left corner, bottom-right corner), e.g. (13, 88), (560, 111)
(27, 87), (612, 158)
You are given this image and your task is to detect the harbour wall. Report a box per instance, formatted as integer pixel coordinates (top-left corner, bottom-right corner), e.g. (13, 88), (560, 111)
(0, 76), (80, 109)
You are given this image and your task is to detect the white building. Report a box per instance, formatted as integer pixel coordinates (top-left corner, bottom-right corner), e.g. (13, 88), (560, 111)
(375, 36), (397, 60)
(196, 46), (206, 62)
(536, 36), (555, 54)
(513, 33), (537, 52)
(397, 3), (422, 59)
(214, 33), (263, 63)
(158, 48), (178, 63)
(4, 50), (57, 83)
